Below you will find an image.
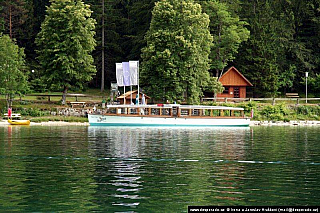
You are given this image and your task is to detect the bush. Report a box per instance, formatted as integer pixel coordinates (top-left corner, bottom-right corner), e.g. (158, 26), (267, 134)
(296, 105), (320, 116)
(18, 108), (50, 117)
(30, 116), (88, 123)
(260, 103), (290, 121)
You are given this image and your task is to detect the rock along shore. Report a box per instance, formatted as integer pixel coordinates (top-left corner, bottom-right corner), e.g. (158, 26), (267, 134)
(250, 120), (320, 126)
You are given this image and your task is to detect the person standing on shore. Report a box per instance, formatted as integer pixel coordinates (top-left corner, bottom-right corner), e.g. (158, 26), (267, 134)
(8, 108), (12, 119)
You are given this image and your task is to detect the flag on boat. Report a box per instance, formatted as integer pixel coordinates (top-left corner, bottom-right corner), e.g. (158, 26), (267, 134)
(116, 63), (124, 86)
(129, 61), (139, 85)
(122, 62), (130, 86)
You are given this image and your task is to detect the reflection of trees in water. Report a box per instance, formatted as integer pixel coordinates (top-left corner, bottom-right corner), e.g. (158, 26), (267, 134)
(87, 127), (251, 209)
(180, 128), (250, 206)
(0, 126), (97, 212)
(88, 127), (146, 210)
(87, 127), (250, 160)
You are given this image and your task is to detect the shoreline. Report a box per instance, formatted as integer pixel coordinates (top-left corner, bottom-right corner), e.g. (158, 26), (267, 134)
(0, 120), (89, 126)
(250, 120), (320, 126)
(1, 120), (320, 126)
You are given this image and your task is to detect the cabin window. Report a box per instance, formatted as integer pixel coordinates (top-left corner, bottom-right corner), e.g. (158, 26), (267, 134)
(223, 87), (229, 94)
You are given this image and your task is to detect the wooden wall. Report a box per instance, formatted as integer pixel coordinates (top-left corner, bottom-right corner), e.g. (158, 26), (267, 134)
(219, 70), (250, 86)
(217, 86), (247, 98)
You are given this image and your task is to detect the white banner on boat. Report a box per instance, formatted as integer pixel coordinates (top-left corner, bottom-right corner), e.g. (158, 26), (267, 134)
(129, 61), (139, 86)
(122, 62), (130, 86)
(116, 63), (124, 87)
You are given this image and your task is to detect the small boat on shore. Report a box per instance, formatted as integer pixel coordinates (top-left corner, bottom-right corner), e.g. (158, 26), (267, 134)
(88, 104), (250, 127)
(8, 119), (31, 125)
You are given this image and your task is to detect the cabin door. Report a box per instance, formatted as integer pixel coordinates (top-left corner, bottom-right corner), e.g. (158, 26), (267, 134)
(234, 87), (240, 98)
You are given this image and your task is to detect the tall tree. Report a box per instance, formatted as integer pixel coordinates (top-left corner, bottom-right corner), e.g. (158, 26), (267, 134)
(0, 34), (28, 108)
(126, 0), (158, 61)
(290, 0), (320, 93)
(236, 0), (296, 96)
(200, 0), (249, 78)
(22, 0), (50, 64)
(0, 5), (3, 32)
(36, 0), (96, 104)
(101, 0), (105, 92)
(0, 0), (27, 40)
(85, 0), (125, 89)
(141, 0), (222, 104)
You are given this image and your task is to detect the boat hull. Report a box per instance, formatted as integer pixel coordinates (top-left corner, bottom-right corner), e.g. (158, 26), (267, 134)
(8, 119), (30, 125)
(88, 114), (250, 127)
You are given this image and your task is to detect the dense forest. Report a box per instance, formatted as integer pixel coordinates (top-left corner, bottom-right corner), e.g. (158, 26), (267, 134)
(1, 0), (320, 100)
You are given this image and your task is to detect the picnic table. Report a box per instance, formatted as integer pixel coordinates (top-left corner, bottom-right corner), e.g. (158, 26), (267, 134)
(70, 102), (86, 108)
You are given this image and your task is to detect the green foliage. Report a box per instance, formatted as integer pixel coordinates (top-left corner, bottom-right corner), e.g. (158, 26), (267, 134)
(85, 0), (125, 89)
(141, 0), (213, 104)
(0, 8), (3, 33)
(126, 0), (158, 61)
(237, 0), (297, 97)
(0, 34), (29, 108)
(30, 116), (88, 122)
(29, 77), (48, 92)
(204, 101), (320, 121)
(200, 0), (250, 77)
(237, 101), (257, 113)
(0, 99), (6, 113)
(0, 0), (28, 40)
(2, 0), (320, 98)
(204, 76), (224, 95)
(260, 103), (290, 121)
(19, 108), (49, 117)
(296, 105), (320, 116)
(252, 103), (320, 121)
(308, 73), (320, 93)
(36, 0), (96, 100)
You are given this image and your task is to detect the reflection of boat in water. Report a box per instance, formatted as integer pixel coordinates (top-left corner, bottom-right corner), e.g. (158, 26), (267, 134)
(8, 119), (30, 125)
(88, 105), (250, 127)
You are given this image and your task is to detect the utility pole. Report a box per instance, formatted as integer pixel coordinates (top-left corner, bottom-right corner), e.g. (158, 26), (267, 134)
(101, 0), (105, 92)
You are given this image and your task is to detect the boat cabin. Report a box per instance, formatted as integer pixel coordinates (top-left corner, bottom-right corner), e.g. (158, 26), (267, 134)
(105, 104), (245, 118)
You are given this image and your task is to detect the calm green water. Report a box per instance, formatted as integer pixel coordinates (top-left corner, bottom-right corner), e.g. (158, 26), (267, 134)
(0, 126), (320, 212)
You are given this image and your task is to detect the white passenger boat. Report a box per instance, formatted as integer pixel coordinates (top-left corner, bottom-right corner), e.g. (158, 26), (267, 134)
(88, 104), (250, 127)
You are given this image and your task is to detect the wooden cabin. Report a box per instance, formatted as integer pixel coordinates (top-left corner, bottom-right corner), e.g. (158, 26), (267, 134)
(117, 90), (150, 105)
(217, 66), (253, 99)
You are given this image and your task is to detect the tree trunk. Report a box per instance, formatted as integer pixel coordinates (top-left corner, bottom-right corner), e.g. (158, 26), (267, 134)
(61, 86), (68, 105)
(101, 0), (105, 92)
(9, 5), (12, 39)
(6, 94), (13, 109)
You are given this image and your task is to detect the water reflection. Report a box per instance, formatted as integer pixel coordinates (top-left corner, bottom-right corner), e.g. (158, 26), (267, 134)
(87, 126), (251, 160)
(87, 126), (251, 209)
(1, 126), (320, 211)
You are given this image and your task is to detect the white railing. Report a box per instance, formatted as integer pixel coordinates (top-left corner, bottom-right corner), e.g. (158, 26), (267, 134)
(201, 97), (320, 104)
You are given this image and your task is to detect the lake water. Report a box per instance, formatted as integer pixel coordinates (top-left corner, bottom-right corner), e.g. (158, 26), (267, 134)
(0, 125), (319, 212)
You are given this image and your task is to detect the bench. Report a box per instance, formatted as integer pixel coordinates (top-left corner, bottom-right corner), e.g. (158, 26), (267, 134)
(70, 102), (86, 108)
(286, 93), (299, 98)
(4, 113), (21, 119)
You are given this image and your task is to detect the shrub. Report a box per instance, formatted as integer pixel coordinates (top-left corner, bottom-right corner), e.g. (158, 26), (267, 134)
(260, 103), (290, 121)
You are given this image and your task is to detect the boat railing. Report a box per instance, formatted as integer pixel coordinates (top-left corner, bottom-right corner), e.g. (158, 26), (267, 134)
(105, 105), (173, 117)
(105, 105), (246, 118)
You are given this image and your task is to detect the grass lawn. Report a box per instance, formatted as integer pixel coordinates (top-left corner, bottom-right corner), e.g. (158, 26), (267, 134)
(1, 88), (111, 103)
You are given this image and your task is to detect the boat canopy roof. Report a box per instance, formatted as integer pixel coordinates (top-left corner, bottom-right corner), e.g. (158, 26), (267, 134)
(106, 104), (244, 111)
